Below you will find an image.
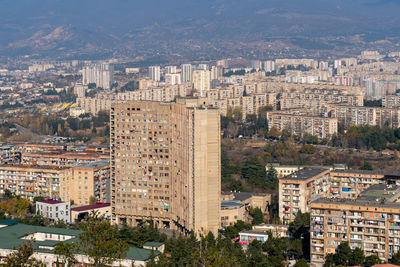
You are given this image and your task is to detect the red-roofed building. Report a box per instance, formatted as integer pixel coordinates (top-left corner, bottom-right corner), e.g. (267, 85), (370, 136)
(70, 203), (110, 223)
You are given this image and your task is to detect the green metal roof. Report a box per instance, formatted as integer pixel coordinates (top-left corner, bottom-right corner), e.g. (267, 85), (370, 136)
(0, 223), (160, 261)
(126, 247), (160, 261)
(0, 224), (79, 250)
(0, 219), (20, 226)
(36, 240), (62, 247)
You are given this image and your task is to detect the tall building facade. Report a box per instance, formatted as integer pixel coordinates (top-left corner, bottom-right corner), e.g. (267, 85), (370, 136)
(193, 70), (211, 97)
(165, 66), (177, 74)
(279, 168), (330, 224)
(165, 74), (181, 85)
(211, 66), (223, 81)
(263, 60), (276, 72)
(311, 184), (400, 266)
(110, 99), (221, 235)
(148, 66), (161, 82)
(181, 64), (193, 82)
(81, 63), (114, 90)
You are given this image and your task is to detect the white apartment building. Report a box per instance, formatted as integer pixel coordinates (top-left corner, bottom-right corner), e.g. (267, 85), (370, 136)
(36, 199), (70, 223)
(148, 66), (161, 82)
(193, 69), (211, 97)
(81, 63), (114, 90)
(181, 64), (193, 82)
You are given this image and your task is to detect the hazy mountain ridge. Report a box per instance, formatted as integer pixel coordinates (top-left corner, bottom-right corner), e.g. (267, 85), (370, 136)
(1, 0), (400, 59)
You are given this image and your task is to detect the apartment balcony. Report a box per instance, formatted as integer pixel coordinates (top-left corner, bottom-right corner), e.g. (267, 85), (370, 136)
(311, 250), (325, 255)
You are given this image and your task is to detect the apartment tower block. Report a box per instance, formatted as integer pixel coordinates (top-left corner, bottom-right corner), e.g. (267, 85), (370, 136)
(110, 99), (220, 235)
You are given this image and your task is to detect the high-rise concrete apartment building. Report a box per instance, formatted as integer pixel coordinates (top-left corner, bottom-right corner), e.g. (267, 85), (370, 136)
(165, 66), (177, 74)
(193, 70), (211, 97)
(110, 99), (221, 235)
(211, 66), (223, 81)
(81, 63), (114, 90)
(148, 66), (161, 82)
(263, 60), (275, 72)
(181, 64), (192, 82)
(279, 168), (330, 224)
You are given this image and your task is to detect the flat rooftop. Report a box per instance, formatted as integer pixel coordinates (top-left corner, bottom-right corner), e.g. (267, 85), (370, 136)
(331, 169), (385, 176)
(239, 230), (269, 236)
(0, 164), (70, 170)
(311, 198), (400, 209)
(357, 184), (400, 202)
(312, 184), (400, 209)
(221, 191), (269, 202)
(254, 223), (289, 229)
(280, 167), (329, 181)
(71, 203), (110, 212)
(74, 160), (110, 169)
(37, 199), (66, 205)
(221, 201), (244, 208)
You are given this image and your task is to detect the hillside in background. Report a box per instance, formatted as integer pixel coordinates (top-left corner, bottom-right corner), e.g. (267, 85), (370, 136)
(1, 0), (400, 60)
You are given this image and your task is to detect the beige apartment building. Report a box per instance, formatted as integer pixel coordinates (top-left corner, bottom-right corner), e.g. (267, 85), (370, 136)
(310, 184), (400, 267)
(207, 92), (276, 117)
(279, 92), (363, 111)
(327, 104), (400, 128)
(383, 94), (400, 108)
(220, 201), (246, 227)
(279, 168), (330, 224)
(267, 112), (338, 139)
(60, 161), (110, 206)
(21, 151), (107, 167)
(77, 94), (113, 115)
(221, 191), (271, 214)
(329, 170), (385, 199)
(110, 99), (221, 235)
(0, 165), (72, 200)
(76, 86), (188, 115)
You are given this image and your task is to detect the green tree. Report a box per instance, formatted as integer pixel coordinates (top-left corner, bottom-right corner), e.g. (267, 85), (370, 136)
(360, 160), (373, 171)
(294, 258), (309, 267)
(266, 166), (278, 190)
(233, 106), (242, 120)
(221, 152), (238, 181)
(224, 220), (252, 239)
(390, 251), (400, 265)
(300, 144), (316, 154)
(349, 247), (365, 266)
(164, 233), (199, 266)
(246, 240), (271, 267)
(7, 241), (45, 266)
(54, 242), (77, 267)
(4, 188), (13, 199)
(263, 235), (302, 262)
(77, 212), (129, 266)
(364, 255), (381, 267)
(334, 242), (352, 266)
(289, 211), (310, 260)
(323, 253), (336, 267)
(116, 220), (167, 247)
(250, 207), (264, 225)
(241, 156), (266, 188)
